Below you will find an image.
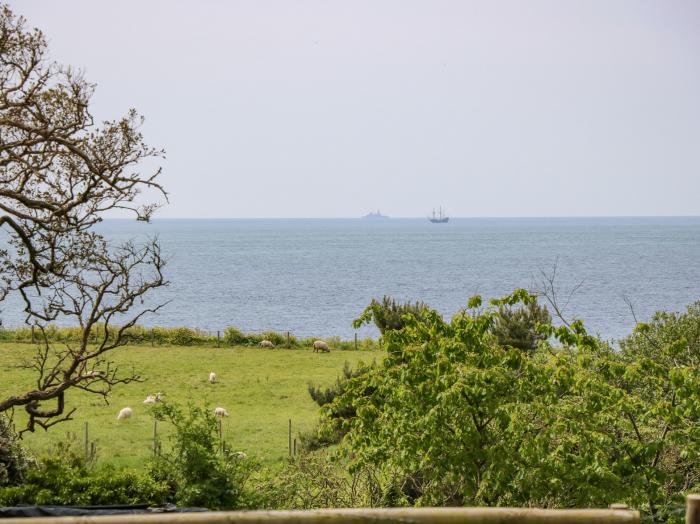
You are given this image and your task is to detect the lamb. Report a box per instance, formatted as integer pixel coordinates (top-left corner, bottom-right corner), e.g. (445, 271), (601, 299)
(259, 340), (275, 348)
(209, 371), (217, 383)
(214, 407), (229, 417)
(313, 340), (330, 353)
(117, 407), (133, 420)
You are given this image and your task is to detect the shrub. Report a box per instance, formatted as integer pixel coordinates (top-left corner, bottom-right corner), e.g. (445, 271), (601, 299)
(150, 401), (255, 510)
(260, 331), (287, 346)
(252, 451), (383, 509)
(223, 326), (246, 345)
(169, 327), (198, 346)
(0, 416), (36, 487)
(0, 438), (169, 506)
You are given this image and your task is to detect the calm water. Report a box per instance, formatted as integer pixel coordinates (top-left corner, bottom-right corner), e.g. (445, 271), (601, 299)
(3, 217), (700, 341)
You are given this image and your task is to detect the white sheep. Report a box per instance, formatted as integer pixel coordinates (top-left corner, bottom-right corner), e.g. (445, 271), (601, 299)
(143, 395), (156, 405)
(209, 371), (217, 383)
(313, 340), (330, 353)
(214, 406), (229, 417)
(117, 407), (133, 420)
(234, 451), (247, 459)
(259, 340), (275, 348)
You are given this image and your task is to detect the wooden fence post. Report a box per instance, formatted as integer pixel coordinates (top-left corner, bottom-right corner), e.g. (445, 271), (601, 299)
(217, 330), (220, 348)
(153, 420), (158, 457)
(687, 494), (700, 524)
(286, 331), (290, 348)
(288, 419), (292, 457)
(84, 421), (89, 461)
(354, 333), (358, 351)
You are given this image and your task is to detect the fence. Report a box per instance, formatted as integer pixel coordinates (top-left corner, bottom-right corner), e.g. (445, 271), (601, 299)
(7, 496), (700, 524)
(0, 325), (381, 351)
(0, 505), (645, 524)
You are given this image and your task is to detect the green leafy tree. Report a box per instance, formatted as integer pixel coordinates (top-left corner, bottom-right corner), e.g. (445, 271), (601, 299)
(325, 291), (700, 519)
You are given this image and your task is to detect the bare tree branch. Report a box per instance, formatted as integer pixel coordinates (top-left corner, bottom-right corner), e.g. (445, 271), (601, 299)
(0, 5), (168, 433)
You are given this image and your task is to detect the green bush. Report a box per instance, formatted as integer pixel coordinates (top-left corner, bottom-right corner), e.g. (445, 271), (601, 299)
(0, 439), (169, 506)
(223, 326), (246, 345)
(0, 416), (36, 487)
(150, 402), (255, 510)
(260, 331), (287, 346)
(252, 451), (383, 509)
(169, 327), (197, 346)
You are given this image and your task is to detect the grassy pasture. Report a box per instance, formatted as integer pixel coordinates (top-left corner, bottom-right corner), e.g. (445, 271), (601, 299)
(0, 343), (382, 468)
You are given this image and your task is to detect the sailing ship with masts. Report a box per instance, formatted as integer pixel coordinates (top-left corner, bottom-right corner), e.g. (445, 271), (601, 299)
(429, 207), (449, 223)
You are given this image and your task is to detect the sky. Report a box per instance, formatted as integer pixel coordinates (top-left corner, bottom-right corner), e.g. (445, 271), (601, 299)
(12, 0), (700, 218)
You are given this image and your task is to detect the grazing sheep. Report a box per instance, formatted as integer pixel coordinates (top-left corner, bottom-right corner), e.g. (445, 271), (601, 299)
(214, 407), (229, 417)
(259, 340), (275, 348)
(117, 407), (133, 420)
(313, 340), (330, 353)
(234, 451), (247, 459)
(209, 371), (217, 383)
(144, 392), (164, 404)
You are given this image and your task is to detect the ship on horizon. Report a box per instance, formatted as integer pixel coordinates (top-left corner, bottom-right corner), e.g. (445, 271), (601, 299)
(362, 209), (389, 219)
(429, 207), (449, 223)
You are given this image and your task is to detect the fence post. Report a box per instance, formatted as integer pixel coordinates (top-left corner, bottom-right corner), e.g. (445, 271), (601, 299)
(286, 331), (290, 348)
(217, 330), (220, 348)
(153, 420), (158, 457)
(354, 333), (358, 351)
(288, 419), (292, 457)
(31, 325), (35, 344)
(84, 421), (89, 461)
(219, 418), (223, 453)
(687, 494), (700, 524)
(293, 438), (297, 457)
(151, 330), (154, 347)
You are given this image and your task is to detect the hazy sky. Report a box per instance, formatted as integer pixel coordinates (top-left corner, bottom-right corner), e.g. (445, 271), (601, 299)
(13, 1), (700, 218)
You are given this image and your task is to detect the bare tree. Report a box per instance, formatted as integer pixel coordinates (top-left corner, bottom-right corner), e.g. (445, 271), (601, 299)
(0, 5), (167, 432)
(532, 258), (583, 328)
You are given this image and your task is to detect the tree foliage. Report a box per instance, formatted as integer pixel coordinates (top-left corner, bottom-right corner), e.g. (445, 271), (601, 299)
(0, 5), (167, 432)
(490, 300), (551, 351)
(352, 296), (429, 335)
(324, 291), (699, 520)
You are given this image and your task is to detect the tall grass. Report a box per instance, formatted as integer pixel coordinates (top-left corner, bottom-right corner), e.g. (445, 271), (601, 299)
(0, 324), (379, 350)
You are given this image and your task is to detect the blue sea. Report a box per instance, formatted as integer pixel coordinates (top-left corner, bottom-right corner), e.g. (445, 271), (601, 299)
(3, 217), (700, 342)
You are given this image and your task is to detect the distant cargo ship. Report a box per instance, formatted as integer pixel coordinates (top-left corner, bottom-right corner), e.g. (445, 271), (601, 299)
(429, 207), (449, 223)
(363, 210), (389, 219)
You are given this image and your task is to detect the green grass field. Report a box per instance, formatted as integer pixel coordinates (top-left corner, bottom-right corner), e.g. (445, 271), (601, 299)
(0, 343), (382, 468)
